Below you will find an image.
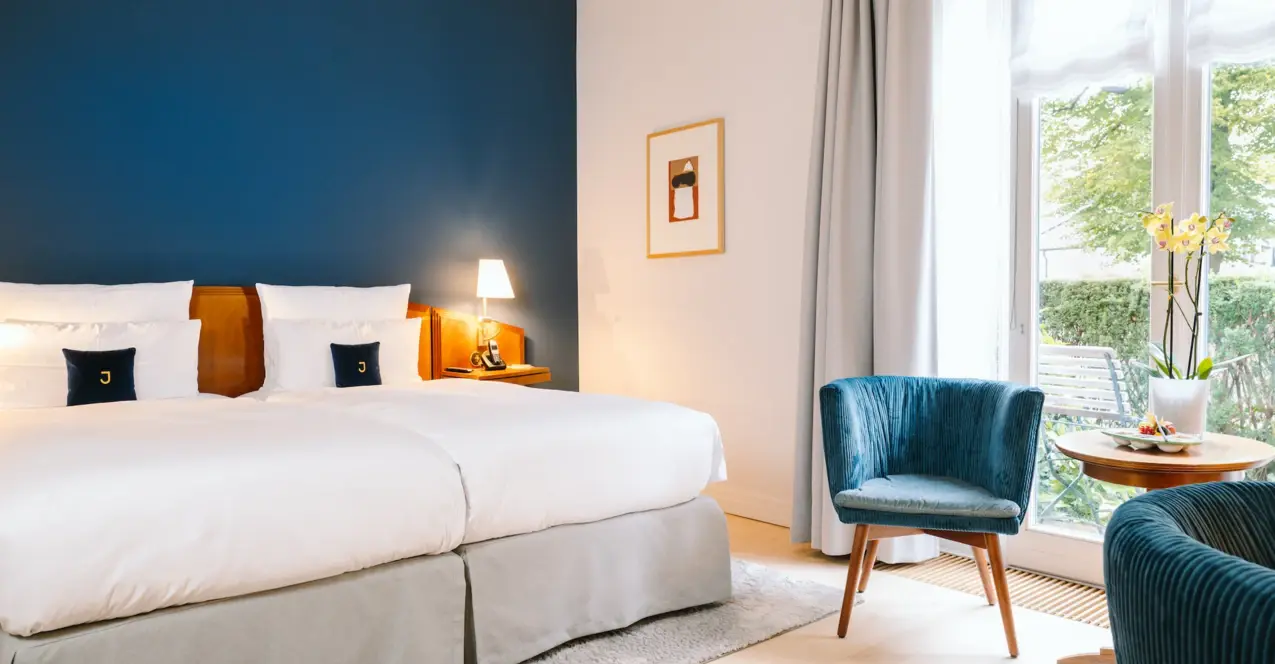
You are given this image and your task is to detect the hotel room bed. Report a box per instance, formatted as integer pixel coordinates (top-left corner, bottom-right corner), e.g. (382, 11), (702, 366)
(0, 285), (730, 664)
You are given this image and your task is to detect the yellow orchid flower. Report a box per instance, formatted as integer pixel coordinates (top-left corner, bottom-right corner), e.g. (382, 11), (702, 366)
(1152, 227), (1174, 251)
(1145, 215), (1173, 238)
(1215, 213), (1235, 233)
(1204, 227), (1231, 254)
(1179, 213), (1207, 239)
(1170, 232), (1200, 254)
(1154, 202), (1174, 218)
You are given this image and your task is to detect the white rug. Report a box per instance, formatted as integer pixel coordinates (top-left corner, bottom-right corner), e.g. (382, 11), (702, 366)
(527, 559), (851, 664)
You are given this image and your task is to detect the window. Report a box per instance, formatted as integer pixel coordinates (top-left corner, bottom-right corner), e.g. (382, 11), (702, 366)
(1207, 59), (1275, 467)
(999, 0), (1275, 579)
(1033, 77), (1152, 535)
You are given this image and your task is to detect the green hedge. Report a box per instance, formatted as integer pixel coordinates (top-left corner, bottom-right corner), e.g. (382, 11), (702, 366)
(1039, 276), (1275, 444)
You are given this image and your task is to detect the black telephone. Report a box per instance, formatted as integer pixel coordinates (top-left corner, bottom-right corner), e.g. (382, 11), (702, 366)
(481, 339), (507, 370)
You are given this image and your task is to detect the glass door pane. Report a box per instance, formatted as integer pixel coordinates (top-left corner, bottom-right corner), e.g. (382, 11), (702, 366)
(1033, 77), (1153, 539)
(1207, 60), (1275, 476)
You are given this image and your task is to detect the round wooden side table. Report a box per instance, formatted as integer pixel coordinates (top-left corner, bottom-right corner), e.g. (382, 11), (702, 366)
(1054, 429), (1275, 664)
(1054, 429), (1275, 489)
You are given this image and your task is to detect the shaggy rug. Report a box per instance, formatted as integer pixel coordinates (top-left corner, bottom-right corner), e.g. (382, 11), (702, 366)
(527, 559), (851, 664)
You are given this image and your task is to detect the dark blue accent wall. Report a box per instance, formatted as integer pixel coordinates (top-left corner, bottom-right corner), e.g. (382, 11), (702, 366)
(0, 0), (579, 389)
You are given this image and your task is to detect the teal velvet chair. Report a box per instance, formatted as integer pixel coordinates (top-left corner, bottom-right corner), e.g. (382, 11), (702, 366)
(1105, 482), (1275, 664)
(820, 376), (1044, 658)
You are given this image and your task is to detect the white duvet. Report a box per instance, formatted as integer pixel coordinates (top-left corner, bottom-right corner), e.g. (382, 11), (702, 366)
(0, 398), (466, 636)
(259, 381), (727, 544)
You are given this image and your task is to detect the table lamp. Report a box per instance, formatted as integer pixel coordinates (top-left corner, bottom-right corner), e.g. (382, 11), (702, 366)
(476, 259), (514, 319)
(475, 259), (514, 351)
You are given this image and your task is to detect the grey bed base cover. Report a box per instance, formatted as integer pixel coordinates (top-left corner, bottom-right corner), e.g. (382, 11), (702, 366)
(458, 495), (732, 664)
(0, 551), (466, 664)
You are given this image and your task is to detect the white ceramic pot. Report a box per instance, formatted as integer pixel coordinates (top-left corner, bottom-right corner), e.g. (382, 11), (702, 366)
(1149, 377), (1210, 435)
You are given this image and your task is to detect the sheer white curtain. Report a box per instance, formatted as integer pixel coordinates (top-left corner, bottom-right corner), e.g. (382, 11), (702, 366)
(934, 0), (1013, 381)
(1189, 0), (1275, 64)
(1012, 0), (1156, 96)
(1013, 0), (1275, 96)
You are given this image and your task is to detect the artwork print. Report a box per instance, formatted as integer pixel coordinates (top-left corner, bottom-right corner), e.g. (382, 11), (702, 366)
(668, 156), (699, 222)
(647, 118), (724, 258)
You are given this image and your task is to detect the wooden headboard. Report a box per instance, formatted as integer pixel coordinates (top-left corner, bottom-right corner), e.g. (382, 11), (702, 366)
(190, 286), (434, 397)
(190, 287), (264, 397)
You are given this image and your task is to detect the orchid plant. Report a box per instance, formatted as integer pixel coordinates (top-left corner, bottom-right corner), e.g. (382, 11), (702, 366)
(1141, 203), (1235, 380)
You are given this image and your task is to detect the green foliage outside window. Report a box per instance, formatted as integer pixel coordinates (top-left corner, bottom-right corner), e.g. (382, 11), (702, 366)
(1040, 65), (1275, 265)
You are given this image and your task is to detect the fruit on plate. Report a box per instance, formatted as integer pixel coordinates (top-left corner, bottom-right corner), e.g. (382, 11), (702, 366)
(1138, 413), (1176, 436)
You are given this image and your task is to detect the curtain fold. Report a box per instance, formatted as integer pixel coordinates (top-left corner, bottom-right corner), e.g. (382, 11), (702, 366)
(792, 0), (938, 558)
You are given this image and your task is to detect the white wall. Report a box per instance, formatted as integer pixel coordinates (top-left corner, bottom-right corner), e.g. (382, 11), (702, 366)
(577, 0), (825, 526)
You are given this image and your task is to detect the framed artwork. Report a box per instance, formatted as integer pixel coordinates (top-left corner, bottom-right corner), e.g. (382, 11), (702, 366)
(647, 118), (725, 258)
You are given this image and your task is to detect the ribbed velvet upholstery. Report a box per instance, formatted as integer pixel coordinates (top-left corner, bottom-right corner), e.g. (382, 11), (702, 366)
(1105, 482), (1275, 664)
(819, 376), (1045, 535)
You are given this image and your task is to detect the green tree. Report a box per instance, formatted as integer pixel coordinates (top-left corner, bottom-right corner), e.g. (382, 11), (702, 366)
(1039, 65), (1275, 262)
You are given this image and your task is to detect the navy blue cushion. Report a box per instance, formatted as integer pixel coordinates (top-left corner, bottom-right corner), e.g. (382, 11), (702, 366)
(63, 348), (137, 407)
(331, 342), (381, 388)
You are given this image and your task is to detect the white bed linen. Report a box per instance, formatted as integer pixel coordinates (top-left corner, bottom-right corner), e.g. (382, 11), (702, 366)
(0, 397), (465, 636)
(257, 381), (727, 544)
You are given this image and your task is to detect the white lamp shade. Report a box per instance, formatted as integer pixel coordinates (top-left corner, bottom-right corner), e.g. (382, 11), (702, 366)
(476, 259), (514, 299)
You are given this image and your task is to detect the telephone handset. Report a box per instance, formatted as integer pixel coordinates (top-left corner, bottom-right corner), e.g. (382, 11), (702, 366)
(481, 339), (507, 370)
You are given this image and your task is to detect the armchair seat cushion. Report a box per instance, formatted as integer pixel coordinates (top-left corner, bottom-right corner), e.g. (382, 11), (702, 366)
(833, 474), (1022, 519)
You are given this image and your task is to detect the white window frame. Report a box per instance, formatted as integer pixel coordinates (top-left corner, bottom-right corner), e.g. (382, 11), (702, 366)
(1004, 0), (1213, 585)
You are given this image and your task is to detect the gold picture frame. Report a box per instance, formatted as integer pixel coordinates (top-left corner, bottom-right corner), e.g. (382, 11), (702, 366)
(646, 118), (725, 258)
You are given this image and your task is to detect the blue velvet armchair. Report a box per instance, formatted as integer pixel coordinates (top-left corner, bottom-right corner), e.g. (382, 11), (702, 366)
(820, 376), (1044, 658)
(1105, 482), (1275, 664)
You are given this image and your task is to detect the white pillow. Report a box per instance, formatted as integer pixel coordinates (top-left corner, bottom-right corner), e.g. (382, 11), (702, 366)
(263, 318), (422, 392)
(0, 320), (202, 409)
(0, 281), (193, 323)
(255, 284), (410, 321)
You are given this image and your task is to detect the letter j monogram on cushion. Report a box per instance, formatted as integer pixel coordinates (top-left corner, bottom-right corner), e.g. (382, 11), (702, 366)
(331, 342), (382, 388)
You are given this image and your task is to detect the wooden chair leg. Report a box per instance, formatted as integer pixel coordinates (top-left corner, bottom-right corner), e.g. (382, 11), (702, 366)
(837, 524), (870, 638)
(984, 533), (1019, 658)
(971, 546), (997, 606)
(856, 539), (881, 593)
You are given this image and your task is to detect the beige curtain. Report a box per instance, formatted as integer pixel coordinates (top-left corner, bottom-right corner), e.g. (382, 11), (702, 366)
(792, 0), (938, 558)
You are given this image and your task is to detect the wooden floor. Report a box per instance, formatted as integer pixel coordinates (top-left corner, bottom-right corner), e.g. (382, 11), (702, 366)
(718, 515), (1112, 663)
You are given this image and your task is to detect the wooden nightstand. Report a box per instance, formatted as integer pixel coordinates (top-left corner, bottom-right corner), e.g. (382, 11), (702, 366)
(441, 364), (551, 386)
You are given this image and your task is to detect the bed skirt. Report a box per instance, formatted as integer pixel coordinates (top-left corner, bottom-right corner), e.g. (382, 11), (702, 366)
(457, 496), (733, 664)
(0, 552), (466, 664)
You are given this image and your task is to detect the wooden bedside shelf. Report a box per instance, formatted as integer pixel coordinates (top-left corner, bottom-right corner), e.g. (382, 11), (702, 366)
(441, 365), (551, 386)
